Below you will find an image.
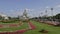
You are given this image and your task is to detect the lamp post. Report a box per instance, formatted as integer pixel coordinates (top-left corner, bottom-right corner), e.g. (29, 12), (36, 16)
(51, 8), (53, 16)
(51, 8), (53, 22)
(45, 10), (47, 17)
(38, 14), (41, 21)
(41, 12), (43, 22)
(45, 10), (48, 21)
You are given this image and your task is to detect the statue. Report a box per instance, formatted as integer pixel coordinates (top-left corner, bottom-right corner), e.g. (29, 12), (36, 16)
(19, 9), (29, 22)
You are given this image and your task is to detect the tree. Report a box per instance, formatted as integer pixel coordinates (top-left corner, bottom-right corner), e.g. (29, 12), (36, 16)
(8, 16), (11, 19)
(55, 13), (60, 19)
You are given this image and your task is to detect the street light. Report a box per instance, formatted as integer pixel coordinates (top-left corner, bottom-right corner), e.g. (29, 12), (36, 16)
(51, 8), (53, 22)
(51, 8), (53, 16)
(43, 10), (48, 22)
(45, 10), (48, 17)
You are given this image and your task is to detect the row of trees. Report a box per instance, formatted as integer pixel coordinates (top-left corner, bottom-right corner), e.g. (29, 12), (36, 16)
(31, 13), (60, 22)
(53, 13), (60, 19)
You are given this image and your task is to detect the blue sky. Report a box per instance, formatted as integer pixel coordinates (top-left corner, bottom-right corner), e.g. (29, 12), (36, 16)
(0, 0), (60, 17)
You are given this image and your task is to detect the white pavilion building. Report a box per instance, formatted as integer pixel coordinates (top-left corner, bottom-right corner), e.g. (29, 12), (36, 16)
(0, 14), (9, 20)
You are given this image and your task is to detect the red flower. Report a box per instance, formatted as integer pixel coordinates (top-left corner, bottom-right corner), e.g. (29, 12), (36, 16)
(0, 25), (3, 28)
(9, 24), (18, 27)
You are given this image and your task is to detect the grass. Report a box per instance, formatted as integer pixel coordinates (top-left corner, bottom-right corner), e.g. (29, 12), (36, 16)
(0, 21), (29, 32)
(0, 20), (60, 34)
(1, 20), (19, 23)
(24, 20), (60, 34)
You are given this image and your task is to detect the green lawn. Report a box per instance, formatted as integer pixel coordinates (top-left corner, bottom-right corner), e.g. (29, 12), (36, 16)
(0, 20), (60, 34)
(24, 20), (60, 34)
(0, 22), (29, 32)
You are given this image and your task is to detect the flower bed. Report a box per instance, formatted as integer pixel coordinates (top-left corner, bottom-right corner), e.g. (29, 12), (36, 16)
(9, 24), (19, 27)
(0, 21), (36, 34)
(28, 22), (36, 30)
(0, 25), (3, 28)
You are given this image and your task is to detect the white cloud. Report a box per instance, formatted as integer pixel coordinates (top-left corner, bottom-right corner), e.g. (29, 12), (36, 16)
(56, 5), (60, 8)
(8, 8), (35, 17)
(25, 8), (34, 12)
(3, 5), (60, 17)
(46, 6), (50, 9)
